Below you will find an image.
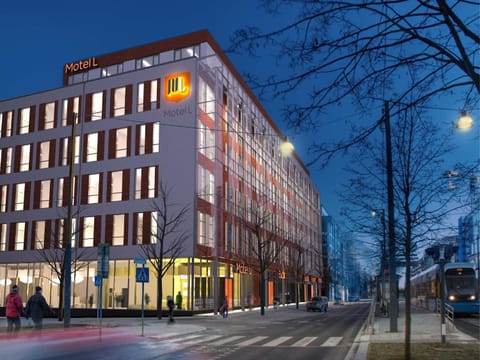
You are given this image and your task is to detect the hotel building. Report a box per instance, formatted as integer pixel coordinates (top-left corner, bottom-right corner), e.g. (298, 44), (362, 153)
(0, 30), (322, 313)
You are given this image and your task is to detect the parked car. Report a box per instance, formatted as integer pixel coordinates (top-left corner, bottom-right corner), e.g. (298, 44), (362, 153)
(306, 296), (328, 312)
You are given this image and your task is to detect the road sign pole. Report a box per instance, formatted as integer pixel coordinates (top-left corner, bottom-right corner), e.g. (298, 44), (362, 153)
(141, 264), (145, 336)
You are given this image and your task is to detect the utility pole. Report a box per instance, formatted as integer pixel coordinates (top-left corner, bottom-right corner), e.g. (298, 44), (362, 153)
(64, 112), (77, 327)
(384, 101), (398, 332)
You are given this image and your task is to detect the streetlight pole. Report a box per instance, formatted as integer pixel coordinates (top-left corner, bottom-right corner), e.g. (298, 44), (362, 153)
(64, 112), (77, 327)
(384, 101), (398, 332)
(372, 209), (387, 315)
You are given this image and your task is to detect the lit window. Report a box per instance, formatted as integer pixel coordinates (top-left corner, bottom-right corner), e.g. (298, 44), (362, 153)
(135, 166), (157, 199)
(116, 128), (128, 158)
(87, 173), (100, 204)
(138, 125), (146, 155)
(0, 224), (6, 251)
(136, 122), (159, 155)
(113, 87), (126, 117)
(91, 92), (103, 120)
(62, 97), (80, 127)
(19, 144), (31, 172)
(152, 122), (159, 153)
(57, 178), (64, 207)
(86, 132), (98, 162)
(0, 111), (13, 138)
(112, 214), (125, 246)
(19, 107), (30, 134)
(34, 221), (46, 249)
(43, 102), (56, 129)
(137, 80), (159, 112)
(135, 212), (143, 244)
(0, 185), (7, 212)
(197, 212), (214, 247)
(60, 136), (80, 166)
(14, 183), (25, 211)
(82, 217), (95, 247)
(38, 141), (50, 169)
(137, 83), (144, 112)
(150, 80), (158, 109)
(15, 222), (26, 250)
(3, 147), (12, 174)
(40, 180), (51, 208)
(110, 170), (123, 202)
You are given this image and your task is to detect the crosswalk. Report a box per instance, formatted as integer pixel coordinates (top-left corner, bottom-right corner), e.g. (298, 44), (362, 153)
(150, 333), (344, 349)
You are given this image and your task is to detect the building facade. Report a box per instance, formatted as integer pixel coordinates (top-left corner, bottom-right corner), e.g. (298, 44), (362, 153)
(0, 30), (322, 312)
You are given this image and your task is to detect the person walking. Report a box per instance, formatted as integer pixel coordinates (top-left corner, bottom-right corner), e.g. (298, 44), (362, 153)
(220, 296), (229, 319)
(167, 295), (175, 323)
(5, 284), (23, 335)
(25, 286), (54, 331)
(175, 291), (183, 310)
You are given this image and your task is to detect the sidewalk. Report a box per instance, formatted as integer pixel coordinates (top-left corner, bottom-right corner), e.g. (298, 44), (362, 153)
(350, 301), (478, 360)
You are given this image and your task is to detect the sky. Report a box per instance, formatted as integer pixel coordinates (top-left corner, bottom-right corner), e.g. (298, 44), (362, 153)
(0, 0), (478, 229)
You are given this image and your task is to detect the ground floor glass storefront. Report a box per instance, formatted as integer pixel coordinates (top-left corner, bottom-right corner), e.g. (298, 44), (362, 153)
(0, 257), (318, 312)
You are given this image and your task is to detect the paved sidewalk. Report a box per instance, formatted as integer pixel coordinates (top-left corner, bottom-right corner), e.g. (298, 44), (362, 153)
(350, 301), (478, 360)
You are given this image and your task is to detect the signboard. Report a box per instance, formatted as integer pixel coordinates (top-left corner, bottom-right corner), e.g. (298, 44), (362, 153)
(97, 244), (110, 278)
(134, 257), (146, 265)
(136, 267), (150, 283)
(94, 275), (102, 287)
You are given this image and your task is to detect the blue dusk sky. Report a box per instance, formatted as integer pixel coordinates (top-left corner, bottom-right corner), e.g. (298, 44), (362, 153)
(0, 1), (477, 229)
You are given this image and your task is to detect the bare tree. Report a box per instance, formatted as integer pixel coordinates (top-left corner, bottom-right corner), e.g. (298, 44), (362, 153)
(286, 234), (305, 309)
(244, 201), (288, 315)
(230, 1), (479, 161)
(140, 181), (190, 319)
(341, 109), (475, 358)
(35, 217), (88, 321)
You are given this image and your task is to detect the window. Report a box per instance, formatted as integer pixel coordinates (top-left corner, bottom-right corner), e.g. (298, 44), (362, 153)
(0, 224), (6, 251)
(19, 144), (31, 172)
(110, 127), (129, 158)
(110, 214), (126, 246)
(82, 217), (95, 247)
(91, 91), (104, 121)
(137, 80), (159, 112)
(197, 166), (214, 203)
(134, 212), (155, 245)
(86, 173), (100, 204)
(111, 86), (132, 117)
(19, 107), (32, 134)
(60, 136), (80, 166)
(57, 176), (76, 207)
(39, 101), (56, 130)
(0, 111), (13, 138)
(136, 122), (159, 155)
(39, 180), (52, 208)
(62, 96), (80, 127)
(15, 222), (26, 250)
(135, 166), (157, 199)
(34, 220), (46, 249)
(14, 183), (26, 211)
(0, 147), (12, 174)
(37, 140), (52, 169)
(86, 132), (98, 162)
(0, 185), (7, 212)
(108, 170), (129, 202)
(197, 212), (213, 247)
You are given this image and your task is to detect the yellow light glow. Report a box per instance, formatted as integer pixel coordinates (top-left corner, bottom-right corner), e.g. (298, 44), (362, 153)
(165, 72), (191, 103)
(456, 112), (474, 131)
(280, 138), (294, 156)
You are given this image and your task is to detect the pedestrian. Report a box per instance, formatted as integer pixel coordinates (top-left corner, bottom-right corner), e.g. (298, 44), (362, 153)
(220, 296), (229, 319)
(25, 286), (55, 331)
(5, 284), (23, 335)
(175, 291), (183, 310)
(88, 294), (94, 308)
(167, 295), (175, 323)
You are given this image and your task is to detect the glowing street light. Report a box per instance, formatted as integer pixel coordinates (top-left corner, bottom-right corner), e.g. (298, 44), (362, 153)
(456, 111), (474, 131)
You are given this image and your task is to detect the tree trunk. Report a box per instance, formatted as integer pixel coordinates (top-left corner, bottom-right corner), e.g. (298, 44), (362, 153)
(404, 234), (412, 360)
(296, 281), (300, 309)
(260, 270), (266, 315)
(157, 274), (163, 319)
(58, 279), (65, 321)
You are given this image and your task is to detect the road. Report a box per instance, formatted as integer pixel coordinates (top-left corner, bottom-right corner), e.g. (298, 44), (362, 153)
(454, 313), (480, 340)
(0, 302), (370, 360)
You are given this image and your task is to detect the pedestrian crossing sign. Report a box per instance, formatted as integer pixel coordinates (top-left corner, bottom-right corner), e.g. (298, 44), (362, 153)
(136, 267), (149, 283)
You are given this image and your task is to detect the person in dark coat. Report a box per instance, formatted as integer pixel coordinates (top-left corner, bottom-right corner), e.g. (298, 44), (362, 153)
(167, 295), (175, 323)
(25, 286), (54, 330)
(5, 284), (23, 334)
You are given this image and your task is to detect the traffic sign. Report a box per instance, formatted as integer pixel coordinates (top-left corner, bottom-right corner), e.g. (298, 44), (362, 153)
(97, 244), (110, 278)
(94, 275), (102, 287)
(134, 257), (146, 265)
(136, 267), (149, 283)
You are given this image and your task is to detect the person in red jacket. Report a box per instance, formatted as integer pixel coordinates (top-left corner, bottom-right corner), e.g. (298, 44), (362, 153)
(5, 284), (23, 334)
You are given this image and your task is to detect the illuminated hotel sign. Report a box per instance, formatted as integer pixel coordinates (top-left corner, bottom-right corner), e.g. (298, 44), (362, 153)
(165, 72), (190, 102)
(234, 262), (251, 274)
(64, 57), (99, 74)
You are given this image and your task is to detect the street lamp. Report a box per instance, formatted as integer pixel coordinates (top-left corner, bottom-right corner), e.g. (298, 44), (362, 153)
(456, 111), (474, 131)
(372, 209), (387, 315)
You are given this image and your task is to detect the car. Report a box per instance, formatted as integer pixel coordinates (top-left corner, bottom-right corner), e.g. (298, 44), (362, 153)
(348, 295), (360, 302)
(306, 296), (328, 312)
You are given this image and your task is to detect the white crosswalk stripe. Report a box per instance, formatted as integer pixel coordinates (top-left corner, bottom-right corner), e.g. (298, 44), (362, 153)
(209, 335), (246, 346)
(262, 336), (292, 347)
(320, 337), (343, 347)
(183, 335), (223, 346)
(236, 336), (269, 347)
(291, 336), (317, 347)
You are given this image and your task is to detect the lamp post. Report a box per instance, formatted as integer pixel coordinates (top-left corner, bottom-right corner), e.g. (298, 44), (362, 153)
(372, 209), (387, 315)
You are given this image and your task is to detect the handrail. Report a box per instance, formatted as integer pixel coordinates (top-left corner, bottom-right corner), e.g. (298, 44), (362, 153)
(435, 298), (454, 322)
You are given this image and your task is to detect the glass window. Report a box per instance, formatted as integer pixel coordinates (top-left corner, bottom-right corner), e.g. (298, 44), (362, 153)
(138, 125), (146, 155)
(150, 80), (158, 109)
(110, 170), (123, 202)
(15, 222), (25, 250)
(0, 224), (6, 251)
(137, 83), (144, 112)
(112, 214), (125, 246)
(83, 217), (95, 247)
(88, 174), (100, 204)
(152, 122), (160, 153)
(14, 183), (25, 211)
(34, 220), (46, 249)
(116, 128), (128, 158)
(44, 102), (55, 129)
(2, 148), (12, 174)
(60, 136), (80, 166)
(135, 166), (157, 199)
(19, 107), (30, 134)
(0, 185), (7, 212)
(62, 97), (80, 127)
(86, 133), (99, 162)
(40, 180), (51, 208)
(39, 141), (50, 169)
(159, 50), (174, 63)
(19, 144), (31, 172)
(135, 213), (143, 244)
(0, 111), (13, 138)
(91, 92), (103, 120)
(113, 87), (126, 117)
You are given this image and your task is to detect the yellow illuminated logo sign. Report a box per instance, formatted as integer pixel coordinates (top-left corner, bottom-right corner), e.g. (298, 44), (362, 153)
(165, 72), (191, 102)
